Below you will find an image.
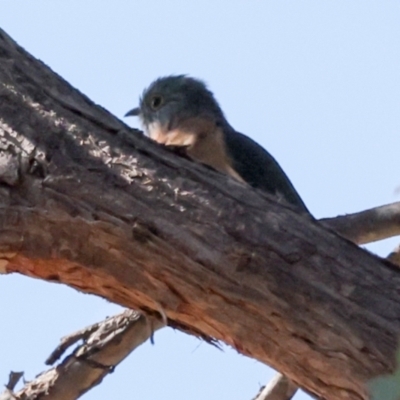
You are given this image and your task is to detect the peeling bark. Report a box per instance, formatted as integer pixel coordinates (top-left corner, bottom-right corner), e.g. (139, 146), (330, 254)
(0, 28), (400, 400)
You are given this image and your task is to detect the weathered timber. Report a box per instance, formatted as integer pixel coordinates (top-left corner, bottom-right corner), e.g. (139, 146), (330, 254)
(0, 28), (399, 400)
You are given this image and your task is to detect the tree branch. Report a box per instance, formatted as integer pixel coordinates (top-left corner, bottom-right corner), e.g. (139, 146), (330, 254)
(252, 374), (298, 400)
(1, 28), (400, 400)
(321, 202), (400, 245)
(388, 244), (400, 267)
(1, 310), (164, 400)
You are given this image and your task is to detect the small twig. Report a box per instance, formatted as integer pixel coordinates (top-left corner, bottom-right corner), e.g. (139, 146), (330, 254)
(46, 321), (103, 365)
(5, 372), (23, 391)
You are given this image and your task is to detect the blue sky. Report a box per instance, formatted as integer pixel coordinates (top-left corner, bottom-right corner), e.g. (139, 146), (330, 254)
(0, 2), (399, 399)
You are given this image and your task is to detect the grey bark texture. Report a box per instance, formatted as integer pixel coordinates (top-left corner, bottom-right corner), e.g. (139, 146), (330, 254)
(0, 28), (400, 400)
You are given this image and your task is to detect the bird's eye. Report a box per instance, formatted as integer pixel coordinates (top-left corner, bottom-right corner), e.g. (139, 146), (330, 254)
(150, 95), (163, 110)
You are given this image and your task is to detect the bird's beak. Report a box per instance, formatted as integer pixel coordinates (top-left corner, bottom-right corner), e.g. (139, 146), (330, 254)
(124, 107), (141, 117)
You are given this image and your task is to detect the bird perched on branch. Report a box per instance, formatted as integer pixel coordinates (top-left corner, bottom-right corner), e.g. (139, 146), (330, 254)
(125, 75), (308, 213)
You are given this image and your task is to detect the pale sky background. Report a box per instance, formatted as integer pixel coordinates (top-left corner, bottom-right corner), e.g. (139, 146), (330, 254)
(0, 2), (399, 400)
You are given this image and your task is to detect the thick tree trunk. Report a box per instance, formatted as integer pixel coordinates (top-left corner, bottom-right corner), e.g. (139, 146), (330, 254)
(0, 28), (399, 400)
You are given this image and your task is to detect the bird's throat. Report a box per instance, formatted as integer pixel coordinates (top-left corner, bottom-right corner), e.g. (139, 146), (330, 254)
(146, 120), (244, 183)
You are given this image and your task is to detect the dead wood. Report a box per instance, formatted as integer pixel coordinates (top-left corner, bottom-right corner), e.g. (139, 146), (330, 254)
(1, 28), (400, 400)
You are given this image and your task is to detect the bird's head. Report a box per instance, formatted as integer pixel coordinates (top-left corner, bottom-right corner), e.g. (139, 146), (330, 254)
(125, 75), (226, 147)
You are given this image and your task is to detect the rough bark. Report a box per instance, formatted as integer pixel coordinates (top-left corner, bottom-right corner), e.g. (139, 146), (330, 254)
(0, 28), (399, 400)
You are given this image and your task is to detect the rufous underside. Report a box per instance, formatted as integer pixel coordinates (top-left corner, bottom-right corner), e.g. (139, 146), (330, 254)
(146, 117), (244, 182)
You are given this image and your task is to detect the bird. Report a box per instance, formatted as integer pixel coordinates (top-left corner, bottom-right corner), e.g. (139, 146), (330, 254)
(125, 75), (308, 213)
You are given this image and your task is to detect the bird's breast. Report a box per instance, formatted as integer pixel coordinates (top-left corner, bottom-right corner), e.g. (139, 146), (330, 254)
(146, 119), (244, 183)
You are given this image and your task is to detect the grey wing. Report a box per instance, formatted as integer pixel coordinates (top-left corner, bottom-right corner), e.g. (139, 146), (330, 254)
(223, 128), (309, 214)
